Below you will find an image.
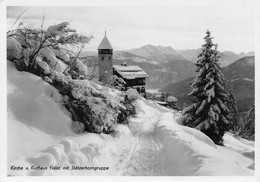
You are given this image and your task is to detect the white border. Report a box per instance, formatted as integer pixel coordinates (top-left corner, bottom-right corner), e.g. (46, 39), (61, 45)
(1, 0), (259, 182)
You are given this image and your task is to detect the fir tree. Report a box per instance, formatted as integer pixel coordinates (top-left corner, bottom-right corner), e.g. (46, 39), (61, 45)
(239, 105), (255, 140)
(183, 30), (230, 145)
(227, 89), (239, 131)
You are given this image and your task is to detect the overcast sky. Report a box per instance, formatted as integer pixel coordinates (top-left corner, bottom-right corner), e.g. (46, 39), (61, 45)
(7, 4), (255, 53)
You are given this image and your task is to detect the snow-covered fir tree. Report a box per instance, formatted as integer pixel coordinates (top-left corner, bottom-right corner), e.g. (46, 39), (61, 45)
(227, 89), (239, 131)
(183, 30), (230, 145)
(239, 105), (255, 141)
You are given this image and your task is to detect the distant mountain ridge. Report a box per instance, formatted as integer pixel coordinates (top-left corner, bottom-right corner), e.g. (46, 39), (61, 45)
(81, 44), (254, 89)
(126, 44), (186, 62)
(178, 49), (254, 67)
(116, 45), (196, 88)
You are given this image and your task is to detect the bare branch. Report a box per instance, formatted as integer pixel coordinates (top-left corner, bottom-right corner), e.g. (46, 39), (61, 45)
(40, 13), (45, 44)
(11, 7), (29, 29)
(87, 60), (99, 80)
(63, 43), (86, 74)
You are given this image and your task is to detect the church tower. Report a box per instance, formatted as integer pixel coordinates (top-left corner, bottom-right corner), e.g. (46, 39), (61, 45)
(98, 31), (113, 85)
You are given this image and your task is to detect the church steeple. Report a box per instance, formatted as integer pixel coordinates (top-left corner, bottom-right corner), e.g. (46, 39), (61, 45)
(98, 31), (113, 50)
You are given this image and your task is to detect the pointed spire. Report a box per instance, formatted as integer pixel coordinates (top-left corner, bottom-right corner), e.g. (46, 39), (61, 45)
(98, 31), (113, 50)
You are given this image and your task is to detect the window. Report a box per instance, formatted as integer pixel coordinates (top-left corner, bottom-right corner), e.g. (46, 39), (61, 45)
(136, 87), (140, 93)
(109, 56), (111, 60)
(141, 87), (145, 93)
(101, 57), (104, 60)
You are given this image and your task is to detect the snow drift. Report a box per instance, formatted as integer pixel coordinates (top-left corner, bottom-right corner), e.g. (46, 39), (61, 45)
(154, 113), (253, 175)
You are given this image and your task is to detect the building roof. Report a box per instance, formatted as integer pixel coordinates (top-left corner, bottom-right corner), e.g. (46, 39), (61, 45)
(113, 65), (149, 79)
(97, 32), (113, 50)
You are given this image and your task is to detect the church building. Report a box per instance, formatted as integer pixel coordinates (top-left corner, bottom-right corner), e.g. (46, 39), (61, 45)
(97, 32), (149, 95)
(97, 31), (113, 85)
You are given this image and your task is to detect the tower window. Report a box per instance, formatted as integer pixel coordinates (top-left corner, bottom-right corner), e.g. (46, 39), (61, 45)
(141, 87), (145, 93)
(136, 87), (140, 93)
(109, 57), (111, 60)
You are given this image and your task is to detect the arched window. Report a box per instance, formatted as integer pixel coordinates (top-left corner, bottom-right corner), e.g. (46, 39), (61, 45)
(141, 87), (145, 93)
(136, 87), (140, 93)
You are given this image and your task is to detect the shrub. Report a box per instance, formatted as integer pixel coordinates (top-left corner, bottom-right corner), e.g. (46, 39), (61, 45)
(117, 91), (138, 124)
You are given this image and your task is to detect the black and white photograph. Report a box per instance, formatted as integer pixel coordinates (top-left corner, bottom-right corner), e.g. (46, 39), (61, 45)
(1, 0), (259, 180)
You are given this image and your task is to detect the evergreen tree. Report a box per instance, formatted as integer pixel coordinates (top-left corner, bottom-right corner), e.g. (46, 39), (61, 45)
(227, 89), (239, 131)
(239, 105), (255, 140)
(183, 30), (230, 145)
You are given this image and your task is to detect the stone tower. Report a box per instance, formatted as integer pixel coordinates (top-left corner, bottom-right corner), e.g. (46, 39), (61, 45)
(97, 31), (113, 85)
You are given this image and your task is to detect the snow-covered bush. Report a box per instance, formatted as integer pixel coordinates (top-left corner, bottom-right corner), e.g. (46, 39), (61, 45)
(117, 89), (139, 124)
(50, 77), (126, 134)
(7, 21), (92, 76)
(126, 88), (139, 100)
(71, 121), (85, 134)
(67, 58), (88, 79)
(7, 37), (22, 60)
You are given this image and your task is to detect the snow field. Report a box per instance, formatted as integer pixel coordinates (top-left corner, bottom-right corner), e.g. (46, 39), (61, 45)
(7, 61), (137, 176)
(8, 125), (135, 176)
(153, 113), (253, 175)
(128, 99), (253, 175)
(123, 134), (161, 176)
(7, 62), (75, 163)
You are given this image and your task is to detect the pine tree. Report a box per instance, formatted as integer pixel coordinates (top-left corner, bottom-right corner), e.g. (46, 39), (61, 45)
(239, 105), (255, 140)
(183, 30), (230, 145)
(227, 89), (239, 131)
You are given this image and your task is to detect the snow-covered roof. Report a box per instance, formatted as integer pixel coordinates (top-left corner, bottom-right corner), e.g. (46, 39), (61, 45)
(166, 96), (178, 102)
(97, 33), (113, 50)
(113, 65), (149, 79)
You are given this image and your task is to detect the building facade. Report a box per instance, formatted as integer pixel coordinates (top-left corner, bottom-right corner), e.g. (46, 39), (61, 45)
(113, 64), (148, 96)
(98, 32), (149, 95)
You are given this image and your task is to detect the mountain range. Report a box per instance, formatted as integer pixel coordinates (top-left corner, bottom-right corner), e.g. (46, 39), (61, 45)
(178, 49), (254, 67)
(81, 44), (254, 89)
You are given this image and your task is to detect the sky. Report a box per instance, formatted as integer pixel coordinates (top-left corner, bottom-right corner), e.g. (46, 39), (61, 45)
(6, 3), (255, 53)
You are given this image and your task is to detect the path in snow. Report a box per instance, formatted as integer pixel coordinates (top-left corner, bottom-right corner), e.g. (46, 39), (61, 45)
(120, 100), (166, 176)
(123, 134), (161, 176)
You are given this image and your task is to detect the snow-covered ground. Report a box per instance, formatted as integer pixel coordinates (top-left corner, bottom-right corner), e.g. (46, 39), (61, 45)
(7, 62), (254, 176)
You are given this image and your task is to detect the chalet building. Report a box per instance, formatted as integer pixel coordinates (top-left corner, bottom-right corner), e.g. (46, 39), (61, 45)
(98, 32), (149, 95)
(113, 64), (148, 94)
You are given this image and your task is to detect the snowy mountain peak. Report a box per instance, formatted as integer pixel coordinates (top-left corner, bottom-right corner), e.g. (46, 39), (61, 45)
(126, 44), (186, 61)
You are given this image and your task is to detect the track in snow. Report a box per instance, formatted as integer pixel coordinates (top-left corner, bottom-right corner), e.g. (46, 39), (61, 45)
(123, 134), (161, 176)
